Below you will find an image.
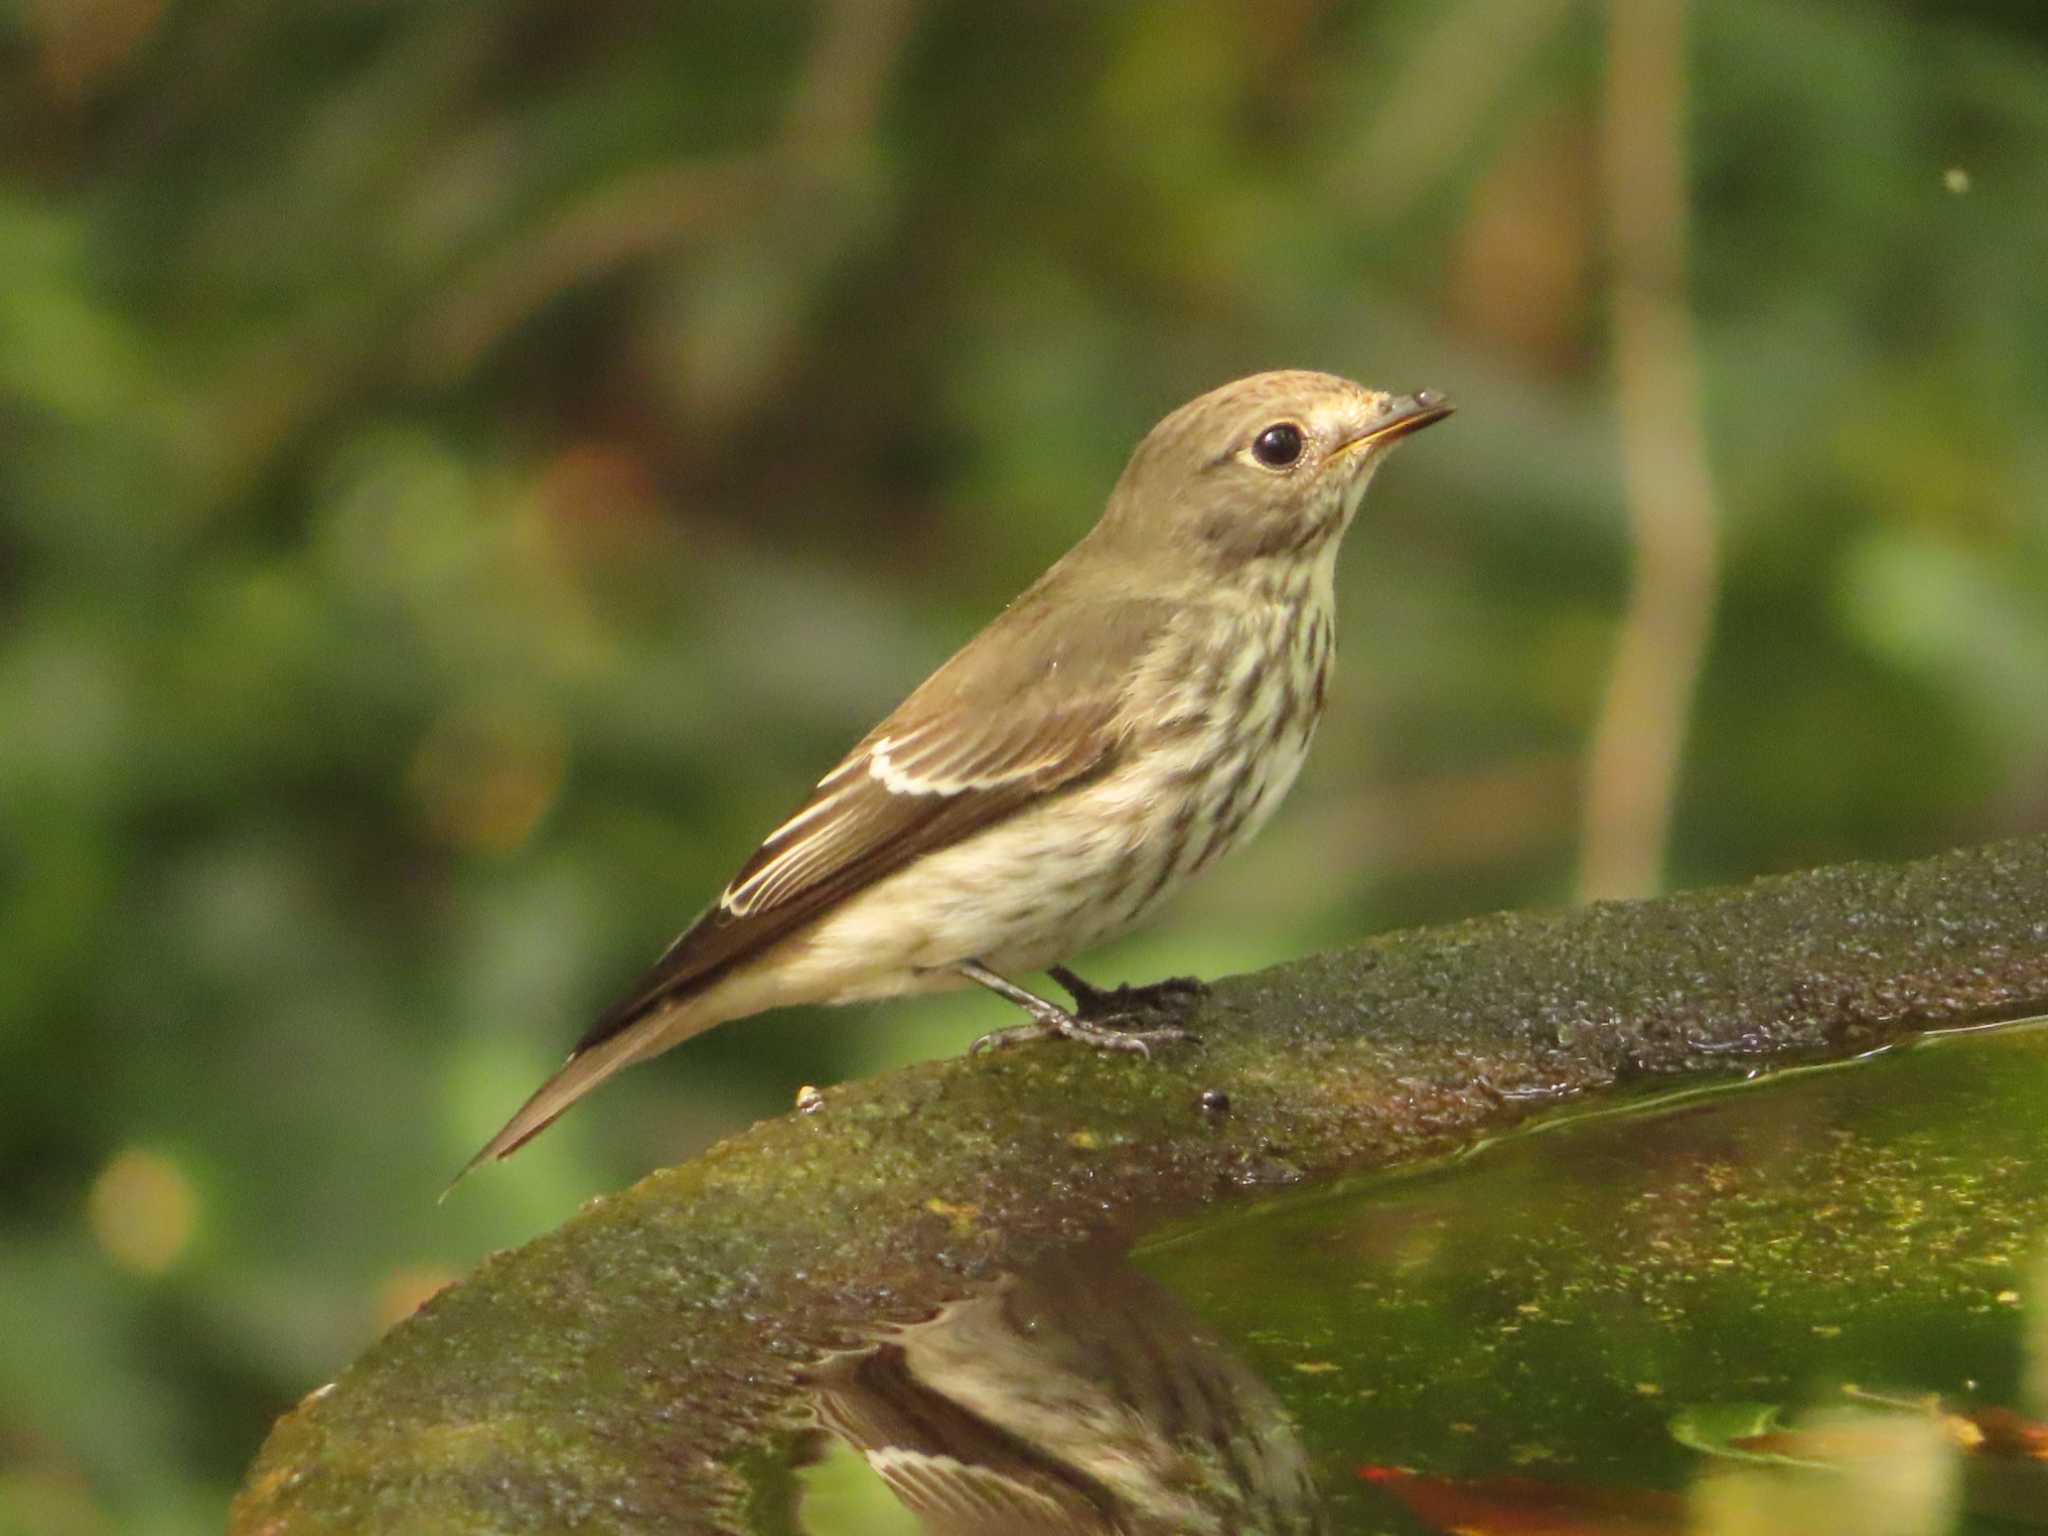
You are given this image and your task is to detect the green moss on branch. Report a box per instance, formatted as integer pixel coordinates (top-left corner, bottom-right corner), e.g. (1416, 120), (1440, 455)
(234, 837), (2048, 1535)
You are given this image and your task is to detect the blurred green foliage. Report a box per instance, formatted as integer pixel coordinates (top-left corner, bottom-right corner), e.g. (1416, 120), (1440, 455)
(0, 1), (2043, 1531)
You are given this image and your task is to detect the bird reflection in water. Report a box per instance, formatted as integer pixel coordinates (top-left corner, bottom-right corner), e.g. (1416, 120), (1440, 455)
(796, 1242), (1328, 1534)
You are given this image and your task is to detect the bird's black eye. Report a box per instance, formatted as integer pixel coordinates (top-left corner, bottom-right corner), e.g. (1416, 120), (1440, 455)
(1251, 423), (1305, 469)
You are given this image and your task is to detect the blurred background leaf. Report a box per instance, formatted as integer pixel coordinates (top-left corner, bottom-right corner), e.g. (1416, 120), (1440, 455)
(0, 0), (2043, 1530)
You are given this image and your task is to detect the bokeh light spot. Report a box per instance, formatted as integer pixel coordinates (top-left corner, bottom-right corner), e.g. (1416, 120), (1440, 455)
(375, 1266), (461, 1333)
(408, 696), (568, 855)
(86, 1147), (198, 1276)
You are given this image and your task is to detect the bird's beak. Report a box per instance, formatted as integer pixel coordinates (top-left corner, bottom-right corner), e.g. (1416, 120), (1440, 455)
(1344, 389), (1455, 452)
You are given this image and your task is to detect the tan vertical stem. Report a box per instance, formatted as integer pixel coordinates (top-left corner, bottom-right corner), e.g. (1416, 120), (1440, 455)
(1580, 0), (1723, 900)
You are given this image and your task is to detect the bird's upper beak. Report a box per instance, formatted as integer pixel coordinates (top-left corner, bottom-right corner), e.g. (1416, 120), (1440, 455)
(1344, 389), (1455, 452)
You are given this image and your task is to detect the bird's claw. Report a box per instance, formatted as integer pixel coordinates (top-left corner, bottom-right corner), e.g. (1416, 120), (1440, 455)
(971, 1007), (1196, 1058)
(970, 1021), (1051, 1054)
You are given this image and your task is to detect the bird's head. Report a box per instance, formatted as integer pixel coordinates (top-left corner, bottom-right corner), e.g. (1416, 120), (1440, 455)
(1094, 369), (1453, 579)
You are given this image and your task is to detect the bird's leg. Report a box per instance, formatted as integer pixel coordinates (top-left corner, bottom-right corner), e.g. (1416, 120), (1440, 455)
(1046, 964), (1209, 1024)
(957, 960), (1195, 1057)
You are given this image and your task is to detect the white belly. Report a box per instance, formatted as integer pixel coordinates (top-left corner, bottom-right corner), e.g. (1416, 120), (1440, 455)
(766, 585), (1335, 1002)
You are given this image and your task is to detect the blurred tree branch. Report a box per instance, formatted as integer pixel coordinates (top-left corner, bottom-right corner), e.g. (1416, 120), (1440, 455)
(415, 0), (919, 382)
(1582, 0), (1722, 899)
(1346, 0), (1576, 232)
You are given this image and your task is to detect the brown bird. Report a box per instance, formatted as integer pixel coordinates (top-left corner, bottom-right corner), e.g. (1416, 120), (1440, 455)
(465, 370), (1451, 1174)
(800, 1241), (1329, 1534)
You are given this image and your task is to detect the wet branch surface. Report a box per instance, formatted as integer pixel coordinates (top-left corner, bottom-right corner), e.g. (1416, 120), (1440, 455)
(233, 836), (2048, 1535)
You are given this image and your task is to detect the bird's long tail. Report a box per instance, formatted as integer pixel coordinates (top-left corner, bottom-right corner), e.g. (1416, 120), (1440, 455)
(443, 994), (712, 1196)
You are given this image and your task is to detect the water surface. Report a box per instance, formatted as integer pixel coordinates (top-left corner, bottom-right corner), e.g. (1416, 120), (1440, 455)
(797, 1023), (2048, 1532)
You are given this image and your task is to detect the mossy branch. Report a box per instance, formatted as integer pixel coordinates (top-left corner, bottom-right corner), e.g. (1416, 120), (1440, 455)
(234, 837), (2048, 1535)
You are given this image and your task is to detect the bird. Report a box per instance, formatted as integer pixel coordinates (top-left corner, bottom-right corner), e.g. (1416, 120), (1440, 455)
(799, 1240), (1328, 1534)
(463, 370), (1451, 1175)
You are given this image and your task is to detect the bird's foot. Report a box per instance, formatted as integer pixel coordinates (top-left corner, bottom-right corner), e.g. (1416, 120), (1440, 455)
(1047, 965), (1209, 1024)
(969, 1008), (1193, 1058)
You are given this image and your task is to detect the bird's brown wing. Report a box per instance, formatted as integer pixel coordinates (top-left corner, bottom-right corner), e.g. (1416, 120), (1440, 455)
(806, 1342), (1116, 1535)
(573, 590), (1171, 1054)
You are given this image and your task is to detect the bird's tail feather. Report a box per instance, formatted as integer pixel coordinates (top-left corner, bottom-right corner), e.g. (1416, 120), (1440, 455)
(443, 995), (710, 1196)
